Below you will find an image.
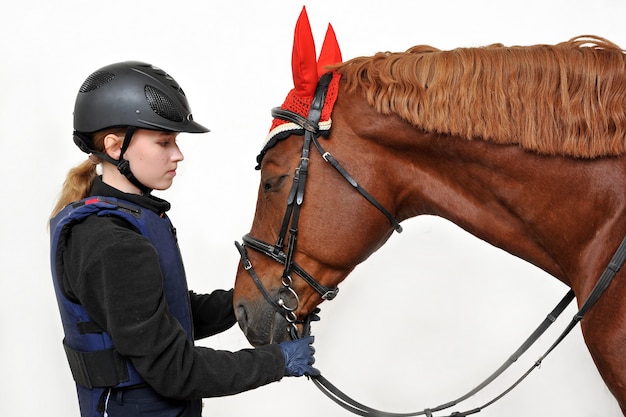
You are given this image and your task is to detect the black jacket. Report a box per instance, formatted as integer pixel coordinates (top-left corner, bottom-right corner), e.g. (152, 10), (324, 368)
(60, 177), (284, 399)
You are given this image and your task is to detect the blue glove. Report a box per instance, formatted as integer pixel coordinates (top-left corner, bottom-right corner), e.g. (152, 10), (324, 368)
(279, 335), (320, 377)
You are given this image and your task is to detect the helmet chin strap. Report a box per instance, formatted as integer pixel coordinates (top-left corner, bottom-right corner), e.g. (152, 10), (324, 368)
(115, 127), (153, 195)
(74, 127), (153, 195)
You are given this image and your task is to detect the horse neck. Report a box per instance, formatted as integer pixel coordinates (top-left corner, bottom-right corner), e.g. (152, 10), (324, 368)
(380, 125), (626, 290)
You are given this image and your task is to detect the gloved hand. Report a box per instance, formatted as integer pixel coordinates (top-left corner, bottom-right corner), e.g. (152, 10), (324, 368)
(279, 335), (320, 377)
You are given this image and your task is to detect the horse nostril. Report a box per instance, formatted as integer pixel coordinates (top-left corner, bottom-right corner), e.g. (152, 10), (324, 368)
(235, 304), (249, 333)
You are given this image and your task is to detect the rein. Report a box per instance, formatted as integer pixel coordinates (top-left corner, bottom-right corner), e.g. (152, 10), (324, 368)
(235, 74), (626, 416)
(311, 233), (626, 417)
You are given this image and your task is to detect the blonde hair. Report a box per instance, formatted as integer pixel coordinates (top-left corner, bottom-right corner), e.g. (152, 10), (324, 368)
(50, 127), (126, 219)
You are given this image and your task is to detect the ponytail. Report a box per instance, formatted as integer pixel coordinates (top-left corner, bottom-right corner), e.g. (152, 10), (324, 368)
(49, 160), (98, 218)
(50, 127), (127, 219)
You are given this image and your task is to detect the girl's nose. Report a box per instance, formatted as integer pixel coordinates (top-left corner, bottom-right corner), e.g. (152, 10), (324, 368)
(172, 144), (184, 162)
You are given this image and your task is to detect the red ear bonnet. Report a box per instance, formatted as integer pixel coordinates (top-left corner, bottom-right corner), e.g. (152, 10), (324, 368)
(317, 23), (342, 77)
(291, 7), (343, 97)
(265, 7), (343, 142)
(291, 7), (318, 97)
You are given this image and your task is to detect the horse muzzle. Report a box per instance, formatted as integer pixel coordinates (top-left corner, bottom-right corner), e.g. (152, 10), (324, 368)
(235, 297), (293, 345)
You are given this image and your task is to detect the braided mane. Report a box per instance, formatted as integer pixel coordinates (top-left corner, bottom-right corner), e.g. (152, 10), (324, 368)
(334, 36), (626, 158)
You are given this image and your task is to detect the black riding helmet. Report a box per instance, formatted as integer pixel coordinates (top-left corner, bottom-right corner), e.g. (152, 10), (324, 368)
(73, 61), (209, 193)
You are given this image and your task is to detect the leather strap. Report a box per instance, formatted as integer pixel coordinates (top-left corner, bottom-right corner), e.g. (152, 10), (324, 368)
(307, 233), (626, 416)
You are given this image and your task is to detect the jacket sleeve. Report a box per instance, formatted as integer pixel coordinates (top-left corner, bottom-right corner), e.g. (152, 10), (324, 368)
(189, 289), (237, 339)
(65, 215), (285, 400)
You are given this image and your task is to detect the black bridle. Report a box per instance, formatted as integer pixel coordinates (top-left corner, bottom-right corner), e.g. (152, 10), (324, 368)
(235, 72), (402, 339)
(235, 73), (625, 416)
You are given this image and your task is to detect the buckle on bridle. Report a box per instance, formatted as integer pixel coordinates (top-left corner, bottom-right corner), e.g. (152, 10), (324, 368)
(322, 288), (339, 300)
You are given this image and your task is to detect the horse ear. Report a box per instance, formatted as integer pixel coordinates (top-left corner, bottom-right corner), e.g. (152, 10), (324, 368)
(291, 6), (318, 97)
(317, 23), (342, 77)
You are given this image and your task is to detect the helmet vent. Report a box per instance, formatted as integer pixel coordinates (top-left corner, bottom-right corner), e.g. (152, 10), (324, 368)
(144, 85), (185, 123)
(79, 71), (115, 93)
(173, 85), (186, 97)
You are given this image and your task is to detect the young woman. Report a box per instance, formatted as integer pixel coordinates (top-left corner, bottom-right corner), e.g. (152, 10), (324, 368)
(49, 61), (318, 417)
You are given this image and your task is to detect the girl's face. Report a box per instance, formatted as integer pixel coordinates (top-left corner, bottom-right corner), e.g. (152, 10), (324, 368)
(123, 129), (184, 191)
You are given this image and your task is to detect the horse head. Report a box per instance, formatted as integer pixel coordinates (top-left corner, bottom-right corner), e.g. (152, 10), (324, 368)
(233, 7), (402, 345)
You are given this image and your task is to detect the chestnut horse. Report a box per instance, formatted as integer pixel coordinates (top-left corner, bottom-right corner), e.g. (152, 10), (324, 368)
(233, 9), (626, 413)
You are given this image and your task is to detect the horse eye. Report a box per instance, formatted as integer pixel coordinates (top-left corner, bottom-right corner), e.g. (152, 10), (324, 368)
(263, 174), (289, 193)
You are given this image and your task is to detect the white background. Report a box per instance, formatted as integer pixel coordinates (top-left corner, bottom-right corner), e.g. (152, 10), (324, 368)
(1, 1), (624, 416)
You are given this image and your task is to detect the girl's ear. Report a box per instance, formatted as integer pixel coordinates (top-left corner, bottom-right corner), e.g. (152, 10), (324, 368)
(103, 134), (123, 159)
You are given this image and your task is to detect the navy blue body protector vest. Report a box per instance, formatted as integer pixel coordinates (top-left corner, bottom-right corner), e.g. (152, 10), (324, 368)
(49, 196), (195, 417)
